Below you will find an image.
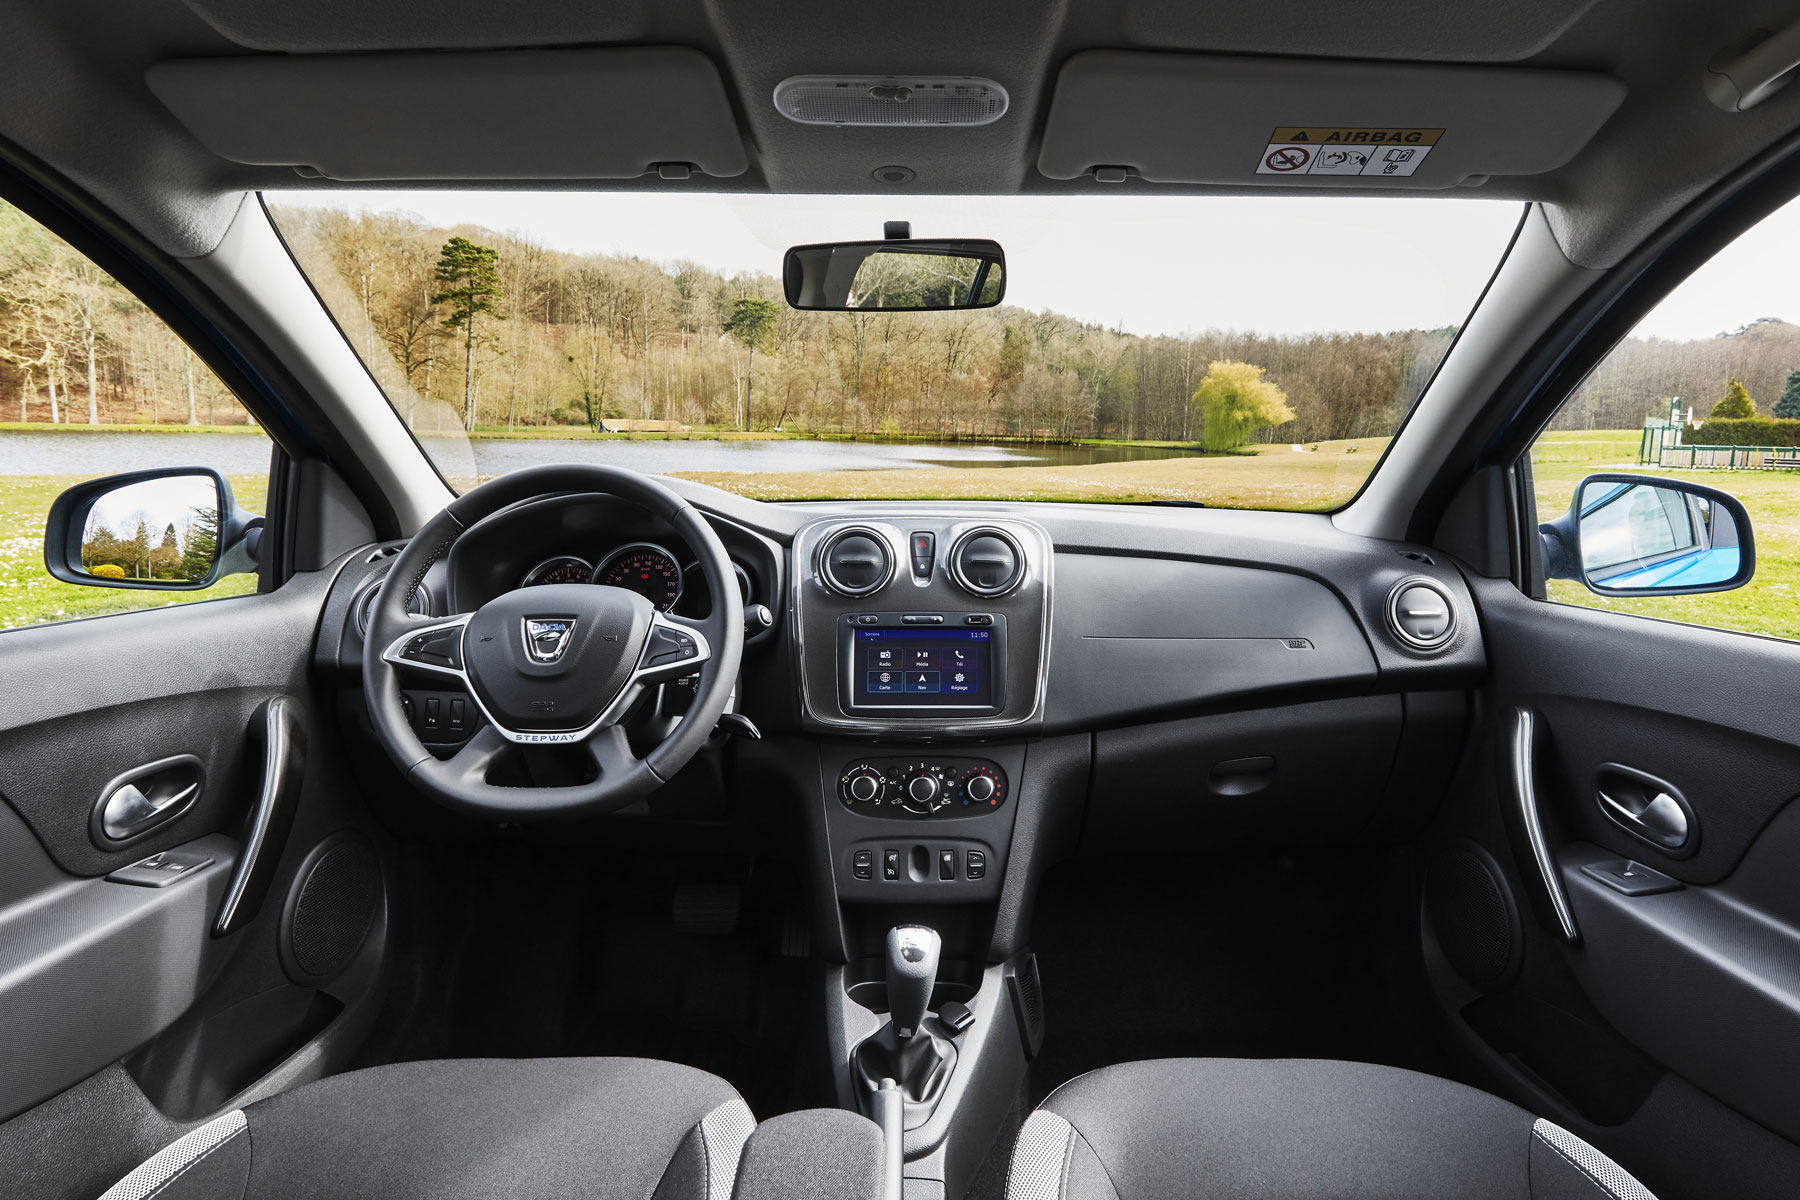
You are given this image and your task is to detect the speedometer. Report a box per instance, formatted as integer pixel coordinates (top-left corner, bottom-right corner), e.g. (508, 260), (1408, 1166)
(593, 543), (684, 611)
(521, 556), (593, 587)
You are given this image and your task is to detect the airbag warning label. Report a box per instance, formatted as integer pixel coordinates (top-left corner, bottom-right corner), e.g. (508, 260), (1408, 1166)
(1255, 128), (1443, 178)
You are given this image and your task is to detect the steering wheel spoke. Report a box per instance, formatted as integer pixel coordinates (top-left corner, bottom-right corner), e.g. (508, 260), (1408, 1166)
(586, 723), (640, 781)
(445, 723), (509, 787)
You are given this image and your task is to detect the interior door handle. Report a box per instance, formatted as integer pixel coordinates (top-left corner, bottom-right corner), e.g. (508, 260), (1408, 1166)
(1596, 764), (1694, 853)
(89, 754), (206, 848)
(103, 781), (198, 839)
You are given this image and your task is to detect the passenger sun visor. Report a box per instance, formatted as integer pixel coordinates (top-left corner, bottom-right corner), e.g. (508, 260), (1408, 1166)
(1038, 51), (1624, 188)
(146, 47), (748, 181)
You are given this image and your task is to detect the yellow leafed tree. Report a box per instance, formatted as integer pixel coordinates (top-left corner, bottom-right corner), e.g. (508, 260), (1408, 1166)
(1191, 360), (1295, 451)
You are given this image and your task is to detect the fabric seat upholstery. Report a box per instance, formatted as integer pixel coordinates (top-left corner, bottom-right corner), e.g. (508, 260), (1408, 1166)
(1006, 1058), (1657, 1200)
(98, 1058), (755, 1200)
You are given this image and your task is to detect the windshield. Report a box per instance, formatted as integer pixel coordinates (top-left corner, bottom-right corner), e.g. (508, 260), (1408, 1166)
(266, 193), (1521, 511)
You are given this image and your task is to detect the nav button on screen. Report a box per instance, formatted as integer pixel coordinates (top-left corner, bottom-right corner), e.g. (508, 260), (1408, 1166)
(905, 671), (941, 693)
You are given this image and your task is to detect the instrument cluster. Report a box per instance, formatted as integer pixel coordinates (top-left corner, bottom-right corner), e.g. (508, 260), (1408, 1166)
(521, 541), (749, 616)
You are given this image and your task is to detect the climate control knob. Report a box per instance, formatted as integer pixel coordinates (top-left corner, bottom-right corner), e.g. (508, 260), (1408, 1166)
(907, 774), (941, 806)
(849, 773), (882, 803)
(966, 773), (997, 802)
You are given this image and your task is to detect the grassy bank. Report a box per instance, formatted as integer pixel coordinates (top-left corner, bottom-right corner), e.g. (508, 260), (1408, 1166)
(3, 420), (1212, 451)
(0, 422), (266, 435)
(0, 474), (266, 629)
(673, 436), (1388, 508)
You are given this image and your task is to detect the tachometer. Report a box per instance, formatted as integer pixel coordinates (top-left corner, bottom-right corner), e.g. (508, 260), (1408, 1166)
(521, 556), (593, 588)
(593, 543), (683, 611)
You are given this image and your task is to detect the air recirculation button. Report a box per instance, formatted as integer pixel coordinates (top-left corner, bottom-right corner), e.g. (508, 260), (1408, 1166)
(1387, 578), (1456, 651)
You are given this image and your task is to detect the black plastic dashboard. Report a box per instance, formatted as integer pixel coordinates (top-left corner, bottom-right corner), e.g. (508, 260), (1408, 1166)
(315, 481), (1487, 739)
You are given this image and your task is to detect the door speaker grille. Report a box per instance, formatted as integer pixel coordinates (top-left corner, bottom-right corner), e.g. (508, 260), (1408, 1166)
(281, 834), (382, 986)
(1426, 846), (1520, 991)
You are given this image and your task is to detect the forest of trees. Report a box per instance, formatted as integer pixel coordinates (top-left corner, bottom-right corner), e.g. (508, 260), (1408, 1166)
(272, 205), (1457, 443)
(0, 201), (244, 425)
(7, 194), (1800, 443)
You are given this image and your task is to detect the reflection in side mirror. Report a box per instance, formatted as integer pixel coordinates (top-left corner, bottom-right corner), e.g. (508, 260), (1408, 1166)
(79, 475), (223, 584)
(1541, 473), (1755, 597)
(44, 468), (260, 591)
(784, 238), (1005, 311)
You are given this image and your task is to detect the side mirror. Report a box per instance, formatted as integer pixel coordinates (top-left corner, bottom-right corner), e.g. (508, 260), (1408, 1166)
(783, 238), (1005, 311)
(44, 468), (262, 591)
(1540, 473), (1754, 597)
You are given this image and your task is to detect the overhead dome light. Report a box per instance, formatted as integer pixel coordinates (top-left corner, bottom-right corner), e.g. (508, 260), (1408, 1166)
(774, 76), (1008, 127)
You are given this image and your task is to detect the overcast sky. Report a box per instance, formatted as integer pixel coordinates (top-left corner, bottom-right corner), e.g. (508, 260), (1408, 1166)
(271, 190), (1800, 343)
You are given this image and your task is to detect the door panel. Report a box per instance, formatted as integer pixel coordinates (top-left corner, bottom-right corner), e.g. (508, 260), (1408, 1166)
(0, 561), (393, 1200)
(1427, 575), (1800, 1198)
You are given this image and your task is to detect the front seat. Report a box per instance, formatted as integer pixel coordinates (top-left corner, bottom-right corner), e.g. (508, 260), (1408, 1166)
(1006, 1058), (1656, 1200)
(98, 1058), (755, 1200)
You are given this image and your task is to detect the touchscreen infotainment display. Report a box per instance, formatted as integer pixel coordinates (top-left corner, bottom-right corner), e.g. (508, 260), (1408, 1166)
(852, 627), (995, 707)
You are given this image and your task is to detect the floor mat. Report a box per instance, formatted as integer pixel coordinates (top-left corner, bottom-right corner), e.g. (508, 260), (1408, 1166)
(356, 840), (822, 1119)
(963, 848), (1447, 1199)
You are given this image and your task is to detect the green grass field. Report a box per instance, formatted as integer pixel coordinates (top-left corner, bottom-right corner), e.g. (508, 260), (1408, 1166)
(4, 425), (1800, 642)
(1526, 430), (1800, 640)
(672, 436), (1390, 509)
(0, 474), (266, 630)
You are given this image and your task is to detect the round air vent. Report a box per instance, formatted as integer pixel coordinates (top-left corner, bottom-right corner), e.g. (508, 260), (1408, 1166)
(951, 528), (1025, 597)
(1386, 577), (1456, 650)
(819, 527), (894, 597)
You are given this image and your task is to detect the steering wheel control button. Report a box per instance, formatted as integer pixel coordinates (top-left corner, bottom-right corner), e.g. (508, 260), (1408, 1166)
(647, 625), (699, 666)
(401, 627), (463, 669)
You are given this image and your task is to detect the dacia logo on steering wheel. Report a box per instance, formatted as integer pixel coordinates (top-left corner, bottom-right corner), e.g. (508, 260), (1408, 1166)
(522, 617), (576, 664)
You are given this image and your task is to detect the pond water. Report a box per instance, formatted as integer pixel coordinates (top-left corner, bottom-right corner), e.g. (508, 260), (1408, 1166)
(0, 431), (1204, 476)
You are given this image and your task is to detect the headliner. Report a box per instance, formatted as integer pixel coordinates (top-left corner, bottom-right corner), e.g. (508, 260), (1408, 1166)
(4, 0), (1800, 268)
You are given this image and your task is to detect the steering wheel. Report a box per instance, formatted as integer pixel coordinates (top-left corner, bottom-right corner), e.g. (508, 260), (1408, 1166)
(361, 465), (744, 818)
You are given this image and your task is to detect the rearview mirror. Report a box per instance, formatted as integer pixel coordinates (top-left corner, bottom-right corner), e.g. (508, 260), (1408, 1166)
(44, 468), (261, 590)
(1540, 473), (1754, 596)
(784, 238), (1005, 311)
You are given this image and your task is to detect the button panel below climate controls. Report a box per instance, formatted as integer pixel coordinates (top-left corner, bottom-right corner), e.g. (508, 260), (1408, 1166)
(837, 756), (1009, 817)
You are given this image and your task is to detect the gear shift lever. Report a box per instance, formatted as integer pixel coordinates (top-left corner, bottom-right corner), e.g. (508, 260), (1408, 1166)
(886, 924), (941, 1039)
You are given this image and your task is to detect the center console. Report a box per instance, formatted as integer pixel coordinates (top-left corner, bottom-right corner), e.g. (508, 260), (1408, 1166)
(776, 513), (1063, 1198)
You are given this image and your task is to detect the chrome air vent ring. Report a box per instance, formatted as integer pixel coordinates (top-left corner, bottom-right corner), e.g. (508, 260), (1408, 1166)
(1386, 577), (1457, 651)
(950, 527), (1026, 597)
(818, 526), (896, 597)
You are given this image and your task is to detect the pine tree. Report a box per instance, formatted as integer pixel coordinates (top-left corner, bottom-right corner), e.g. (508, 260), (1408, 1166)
(1713, 377), (1756, 419)
(722, 297), (779, 429)
(1775, 370), (1800, 419)
(431, 237), (504, 431)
